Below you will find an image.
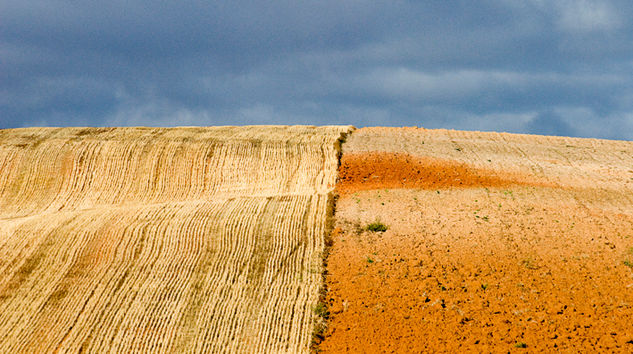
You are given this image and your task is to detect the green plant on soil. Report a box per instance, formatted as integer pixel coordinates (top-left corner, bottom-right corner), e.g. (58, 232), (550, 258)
(366, 221), (388, 232)
(311, 303), (330, 348)
(313, 303), (330, 319)
(624, 248), (633, 268)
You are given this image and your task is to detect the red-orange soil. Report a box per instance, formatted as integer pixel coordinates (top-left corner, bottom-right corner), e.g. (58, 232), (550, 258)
(337, 152), (551, 193)
(319, 127), (633, 352)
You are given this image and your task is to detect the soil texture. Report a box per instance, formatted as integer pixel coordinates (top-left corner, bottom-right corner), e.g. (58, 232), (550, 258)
(319, 127), (633, 352)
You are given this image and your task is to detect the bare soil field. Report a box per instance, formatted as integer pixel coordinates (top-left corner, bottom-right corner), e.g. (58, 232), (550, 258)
(0, 126), (351, 353)
(320, 127), (633, 352)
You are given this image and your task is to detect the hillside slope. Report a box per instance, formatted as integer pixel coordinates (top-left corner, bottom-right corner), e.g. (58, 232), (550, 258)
(0, 126), (351, 353)
(321, 127), (633, 352)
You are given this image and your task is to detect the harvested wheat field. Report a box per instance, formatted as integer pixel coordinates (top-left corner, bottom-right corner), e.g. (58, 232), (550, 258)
(319, 127), (633, 352)
(0, 125), (352, 353)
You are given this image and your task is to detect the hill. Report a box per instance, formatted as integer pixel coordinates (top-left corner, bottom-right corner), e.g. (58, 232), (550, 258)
(2, 125), (633, 352)
(320, 127), (633, 352)
(0, 126), (351, 352)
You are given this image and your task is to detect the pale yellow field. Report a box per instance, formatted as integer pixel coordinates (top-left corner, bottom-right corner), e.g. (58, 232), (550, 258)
(0, 126), (352, 353)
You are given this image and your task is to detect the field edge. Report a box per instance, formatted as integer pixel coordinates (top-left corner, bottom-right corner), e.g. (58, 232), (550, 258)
(310, 128), (353, 352)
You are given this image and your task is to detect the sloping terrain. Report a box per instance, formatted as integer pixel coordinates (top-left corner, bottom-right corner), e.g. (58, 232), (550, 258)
(321, 127), (633, 352)
(3, 125), (632, 352)
(0, 126), (351, 353)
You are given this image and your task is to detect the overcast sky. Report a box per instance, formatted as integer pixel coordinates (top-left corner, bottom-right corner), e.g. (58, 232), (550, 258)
(2, 1), (633, 140)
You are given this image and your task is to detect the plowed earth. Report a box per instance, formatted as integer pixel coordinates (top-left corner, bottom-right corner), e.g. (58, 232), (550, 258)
(319, 127), (633, 352)
(337, 152), (551, 193)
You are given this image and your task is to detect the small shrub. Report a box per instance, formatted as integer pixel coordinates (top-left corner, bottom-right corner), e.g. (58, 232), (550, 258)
(366, 221), (388, 232)
(624, 248), (633, 269)
(313, 303), (329, 319)
(515, 342), (527, 348)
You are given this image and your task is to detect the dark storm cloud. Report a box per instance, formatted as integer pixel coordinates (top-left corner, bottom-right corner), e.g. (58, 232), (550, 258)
(2, 0), (633, 139)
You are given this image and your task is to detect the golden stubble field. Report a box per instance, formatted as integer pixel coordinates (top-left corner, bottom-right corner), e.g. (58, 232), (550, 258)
(0, 126), (352, 353)
(321, 127), (633, 352)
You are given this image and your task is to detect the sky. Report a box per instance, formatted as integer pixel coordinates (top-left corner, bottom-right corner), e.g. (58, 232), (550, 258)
(2, 0), (633, 140)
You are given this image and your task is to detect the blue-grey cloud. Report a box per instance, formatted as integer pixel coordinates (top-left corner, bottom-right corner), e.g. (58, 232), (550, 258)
(2, 0), (633, 140)
(525, 110), (576, 137)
